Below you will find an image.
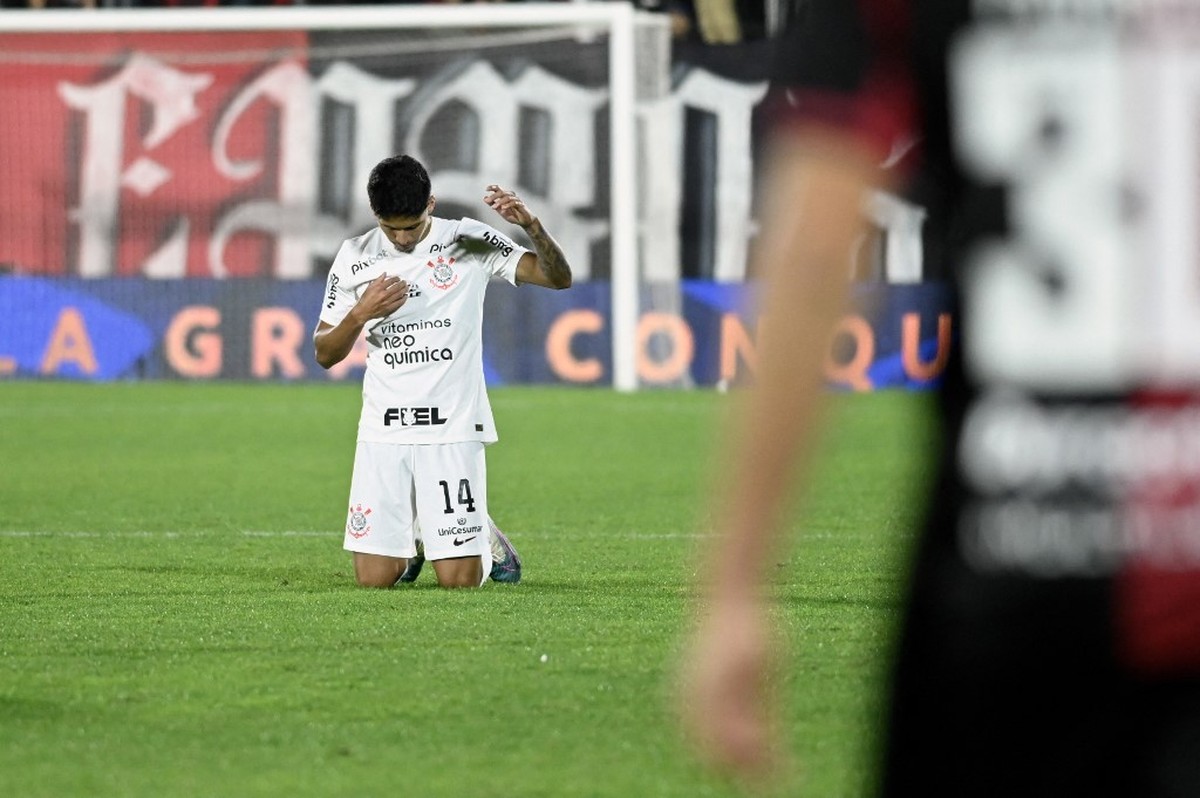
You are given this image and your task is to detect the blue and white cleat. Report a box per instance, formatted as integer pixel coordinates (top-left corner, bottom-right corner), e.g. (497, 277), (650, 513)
(398, 539), (425, 583)
(488, 517), (522, 584)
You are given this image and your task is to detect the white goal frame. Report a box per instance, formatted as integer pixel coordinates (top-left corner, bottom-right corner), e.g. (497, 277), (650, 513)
(0, 3), (656, 392)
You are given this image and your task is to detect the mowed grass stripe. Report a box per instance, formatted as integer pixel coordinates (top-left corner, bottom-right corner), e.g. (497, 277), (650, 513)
(0, 382), (935, 798)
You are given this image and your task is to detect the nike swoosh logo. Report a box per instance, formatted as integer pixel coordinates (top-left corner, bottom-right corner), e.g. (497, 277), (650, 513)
(452, 536), (477, 547)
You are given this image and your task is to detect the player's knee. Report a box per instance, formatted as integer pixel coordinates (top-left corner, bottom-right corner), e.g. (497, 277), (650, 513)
(353, 561), (402, 588)
(436, 573), (481, 589)
(356, 572), (399, 589)
(352, 553), (405, 588)
(430, 556), (484, 588)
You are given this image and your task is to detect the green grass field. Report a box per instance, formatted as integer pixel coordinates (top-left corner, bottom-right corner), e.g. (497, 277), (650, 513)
(0, 382), (936, 797)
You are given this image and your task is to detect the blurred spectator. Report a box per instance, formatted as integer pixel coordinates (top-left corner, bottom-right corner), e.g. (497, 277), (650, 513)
(5, 0), (97, 7)
(637, 0), (769, 44)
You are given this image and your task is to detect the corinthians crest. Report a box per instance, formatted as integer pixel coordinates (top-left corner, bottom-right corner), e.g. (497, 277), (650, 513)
(347, 503), (372, 539)
(427, 255), (459, 290)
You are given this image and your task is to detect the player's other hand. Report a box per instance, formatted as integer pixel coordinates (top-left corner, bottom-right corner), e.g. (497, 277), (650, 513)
(354, 272), (408, 323)
(484, 185), (536, 229)
(680, 596), (782, 784)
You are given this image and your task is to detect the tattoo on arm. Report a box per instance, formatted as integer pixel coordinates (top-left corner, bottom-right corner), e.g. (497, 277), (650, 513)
(526, 219), (572, 288)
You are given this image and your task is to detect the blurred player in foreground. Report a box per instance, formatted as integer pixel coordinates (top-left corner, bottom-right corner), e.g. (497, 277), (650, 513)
(682, 1), (1200, 794)
(314, 155), (572, 588)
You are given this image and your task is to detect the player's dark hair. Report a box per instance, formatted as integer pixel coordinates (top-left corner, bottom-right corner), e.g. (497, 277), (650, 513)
(367, 155), (432, 219)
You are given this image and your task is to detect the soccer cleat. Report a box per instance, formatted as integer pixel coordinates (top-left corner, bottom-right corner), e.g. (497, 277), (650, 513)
(488, 517), (522, 584)
(398, 539), (425, 583)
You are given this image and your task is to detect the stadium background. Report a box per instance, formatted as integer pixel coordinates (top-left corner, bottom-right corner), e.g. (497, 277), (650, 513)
(0, 5), (951, 391)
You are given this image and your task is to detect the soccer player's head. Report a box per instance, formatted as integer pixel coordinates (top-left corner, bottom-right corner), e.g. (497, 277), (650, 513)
(368, 155), (433, 219)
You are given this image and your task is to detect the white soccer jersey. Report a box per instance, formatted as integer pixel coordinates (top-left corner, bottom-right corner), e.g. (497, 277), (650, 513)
(319, 216), (527, 444)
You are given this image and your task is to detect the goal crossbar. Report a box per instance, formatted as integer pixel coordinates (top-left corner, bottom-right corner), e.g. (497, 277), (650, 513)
(0, 3), (646, 392)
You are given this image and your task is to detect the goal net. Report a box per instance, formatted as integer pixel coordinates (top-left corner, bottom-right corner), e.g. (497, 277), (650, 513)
(0, 5), (669, 388)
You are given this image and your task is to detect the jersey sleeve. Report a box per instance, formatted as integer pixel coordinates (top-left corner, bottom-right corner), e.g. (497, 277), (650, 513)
(456, 217), (528, 286)
(769, 0), (917, 166)
(318, 241), (359, 327)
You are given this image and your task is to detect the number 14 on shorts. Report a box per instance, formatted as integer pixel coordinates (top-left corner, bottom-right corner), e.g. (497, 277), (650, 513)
(439, 478), (477, 514)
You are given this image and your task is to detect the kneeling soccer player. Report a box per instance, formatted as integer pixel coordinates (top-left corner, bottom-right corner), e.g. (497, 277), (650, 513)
(313, 154), (572, 588)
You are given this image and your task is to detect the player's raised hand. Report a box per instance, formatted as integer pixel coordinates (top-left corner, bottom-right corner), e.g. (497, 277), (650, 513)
(484, 184), (536, 228)
(355, 272), (408, 322)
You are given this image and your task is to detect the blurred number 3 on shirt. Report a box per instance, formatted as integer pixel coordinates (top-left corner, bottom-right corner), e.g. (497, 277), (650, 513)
(952, 24), (1200, 392)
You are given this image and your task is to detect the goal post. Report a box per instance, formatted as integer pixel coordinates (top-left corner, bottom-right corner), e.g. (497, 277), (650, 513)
(0, 3), (666, 391)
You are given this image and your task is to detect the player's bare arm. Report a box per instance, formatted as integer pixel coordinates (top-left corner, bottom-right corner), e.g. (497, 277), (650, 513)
(314, 273), (408, 369)
(483, 184), (572, 289)
(680, 131), (884, 780)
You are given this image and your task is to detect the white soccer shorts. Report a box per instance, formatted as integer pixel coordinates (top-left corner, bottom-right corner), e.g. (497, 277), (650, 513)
(343, 441), (491, 567)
